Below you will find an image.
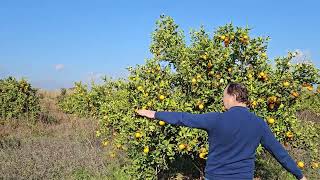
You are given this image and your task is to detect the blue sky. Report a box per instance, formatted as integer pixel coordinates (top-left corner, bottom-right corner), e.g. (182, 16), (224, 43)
(0, 0), (319, 89)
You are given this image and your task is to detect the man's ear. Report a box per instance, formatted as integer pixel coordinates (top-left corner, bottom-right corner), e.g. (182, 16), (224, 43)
(232, 94), (237, 101)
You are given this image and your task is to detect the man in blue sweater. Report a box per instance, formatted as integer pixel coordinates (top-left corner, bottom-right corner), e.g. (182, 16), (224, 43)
(137, 83), (307, 180)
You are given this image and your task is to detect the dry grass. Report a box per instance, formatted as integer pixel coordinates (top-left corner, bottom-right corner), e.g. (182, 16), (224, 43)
(296, 110), (320, 123)
(0, 90), (130, 180)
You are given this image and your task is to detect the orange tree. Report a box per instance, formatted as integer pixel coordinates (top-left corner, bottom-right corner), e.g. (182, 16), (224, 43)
(58, 80), (112, 118)
(0, 76), (40, 122)
(103, 15), (320, 179)
(60, 15), (320, 179)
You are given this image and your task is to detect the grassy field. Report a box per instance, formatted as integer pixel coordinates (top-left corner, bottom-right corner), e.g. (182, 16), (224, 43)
(0, 90), (131, 180)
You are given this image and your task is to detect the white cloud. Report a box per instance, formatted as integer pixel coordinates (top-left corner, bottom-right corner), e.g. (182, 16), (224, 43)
(292, 49), (313, 64)
(54, 64), (65, 71)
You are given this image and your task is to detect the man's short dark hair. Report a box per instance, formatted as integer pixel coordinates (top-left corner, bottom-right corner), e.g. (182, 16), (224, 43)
(226, 83), (249, 104)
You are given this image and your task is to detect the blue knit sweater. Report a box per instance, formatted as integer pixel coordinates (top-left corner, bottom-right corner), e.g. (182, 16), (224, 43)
(154, 106), (303, 180)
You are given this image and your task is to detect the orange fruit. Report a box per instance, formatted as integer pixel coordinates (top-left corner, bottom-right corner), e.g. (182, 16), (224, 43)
(224, 39), (230, 47)
(198, 104), (204, 110)
(200, 147), (207, 153)
(199, 152), (207, 159)
(297, 161), (304, 168)
(291, 92), (299, 98)
(201, 54), (208, 60)
(307, 85), (313, 91)
(137, 86), (143, 91)
(178, 144), (186, 150)
(268, 96), (277, 103)
(251, 101), (257, 107)
(143, 147), (149, 154)
(191, 78), (197, 84)
(102, 140), (109, 146)
(283, 81), (290, 87)
(286, 131), (293, 138)
(135, 132), (142, 138)
(267, 118), (275, 124)
(159, 95), (165, 101)
(159, 121), (165, 126)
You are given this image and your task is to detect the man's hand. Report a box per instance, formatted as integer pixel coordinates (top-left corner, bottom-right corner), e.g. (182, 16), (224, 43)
(137, 110), (156, 119)
(300, 176), (307, 180)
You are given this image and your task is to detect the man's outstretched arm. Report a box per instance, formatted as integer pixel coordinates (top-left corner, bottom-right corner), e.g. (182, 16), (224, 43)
(137, 110), (220, 130)
(260, 120), (306, 180)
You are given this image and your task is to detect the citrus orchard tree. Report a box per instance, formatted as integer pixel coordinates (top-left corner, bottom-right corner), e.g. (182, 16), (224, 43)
(107, 15), (320, 179)
(58, 80), (112, 118)
(60, 15), (320, 179)
(0, 76), (40, 121)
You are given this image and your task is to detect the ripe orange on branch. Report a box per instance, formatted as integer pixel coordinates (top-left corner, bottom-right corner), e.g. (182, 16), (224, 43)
(137, 86), (143, 91)
(198, 103), (204, 110)
(135, 132), (142, 138)
(297, 161), (304, 168)
(291, 92), (299, 98)
(144, 147), (150, 154)
(286, 131), (293, 138)
(268, 96), (277, 104)
(191, 78), (197, 84)
(159, 121), (166, 126)
(267, 118), (275, 124)
(179, 144), (186, 150)
(283, 81), (290, 87)
(199, 147), (208, 153)
(307, 85), (313, 91)
(158, 95), (165, 101)
(199, 152), (207, 159)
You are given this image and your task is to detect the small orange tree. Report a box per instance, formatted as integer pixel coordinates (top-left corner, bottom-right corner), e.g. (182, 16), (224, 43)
(0, 76), (40, 121)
